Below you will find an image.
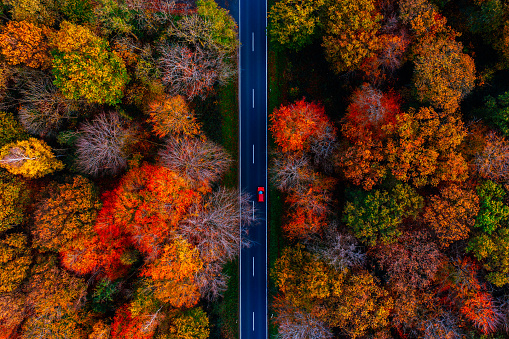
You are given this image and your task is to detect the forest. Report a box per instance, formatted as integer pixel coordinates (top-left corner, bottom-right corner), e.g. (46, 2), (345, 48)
(0, 0), (243, 338)
(267, 0), (509, 338)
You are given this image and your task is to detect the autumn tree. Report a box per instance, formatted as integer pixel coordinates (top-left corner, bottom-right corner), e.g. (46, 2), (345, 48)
(3, 0), (58, 25)
(75, 112), (137, 177)
(0, 233), (31, 293)
(475, 132), (509, 181)
(0, 20), (51, 68)
(0, 291), (27, 338)
(158, 44), (235, 100)
(167, 307), (210, 339)
(271, 244), (346, 311)
(270, 99), (336, 153)
(337, 86), (400, 190)
(321, 270), (393, 338)
(437, 258), (502, 335)
(273, 297), (333, 339)
(386, 106), (468, 187)
(413, 35), (476, 113)
(424, 184), (479, 247)
(69, 163), (202, 279)
(322, 0), (382, 74)
(21, 256), (87, 339)
(158, 136), (231, 185)
(32, 176), (101, 252)
(0, 171), (30, 232)
(283, 175), (336, 239)
(49, 21), (129, 105)
(267, 0), (326, 51)
(398, 0), (447, 36)
(0, 138), (64, 178)
(0, 111), (29, 148)
(147, 95), (200, 138)
(18, 72), (78, 137)
(372, 230), (445, 292)
(141, 238), (203, 308)
(111, 305), (157, 339)
(342, 183), (424, 246)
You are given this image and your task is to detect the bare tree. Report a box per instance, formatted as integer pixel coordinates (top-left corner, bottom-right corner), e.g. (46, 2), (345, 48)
(158, 136), (232, 184)
(75, 112), (136, 176)
(17, 73), (78, 137)
(273, 297), (333, 339)
(194, 261), (229, 301)
(308, 224), (366, 271)
(309, 124), (337, 172)
(423, 312), (464, 339)
(158, 43), (236, 100)
(178, 188), (253, 264)
(269, 154), (314, 193)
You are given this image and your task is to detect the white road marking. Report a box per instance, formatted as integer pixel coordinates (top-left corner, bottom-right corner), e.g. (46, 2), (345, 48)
(252, 200), (255, 219)
(253, 257), (255, 276)
(252, 144), (255, 164)
(252, 312), (255, 331)
(252, 32), (254, 51)
(252, 88), (255, 108)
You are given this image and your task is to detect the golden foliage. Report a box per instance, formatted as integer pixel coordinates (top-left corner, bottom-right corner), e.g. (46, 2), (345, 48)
(0, 233), (31, 293)
(147, 95), (201, 138)
(0, 20), (51, 68)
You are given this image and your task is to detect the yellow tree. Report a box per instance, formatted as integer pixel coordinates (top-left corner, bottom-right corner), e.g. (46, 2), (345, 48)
(141, 238), (203, 308)
(167, 307), (210, 339)
(0, 171), (30, 232)
(0, 233), (31, 293)
(0, 20), (51, 68)
(0, 138), (64, 178)
(322, 0), (382, 74)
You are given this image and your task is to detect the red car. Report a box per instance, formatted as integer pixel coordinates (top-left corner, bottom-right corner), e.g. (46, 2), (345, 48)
(257, 187), (265, 202)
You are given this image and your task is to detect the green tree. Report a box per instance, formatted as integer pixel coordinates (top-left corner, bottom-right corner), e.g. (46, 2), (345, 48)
(322, 0), (382, 74)
(0, 111), (29, 148)
(168, 307), (210, 339)
(483, 90), (509, 137)
(196, 0), (238, 55)
(267, 0), (326, 51)
(50, 21), (129, 105)
(475, 180), (509, 234)
(0, 233), (32, 293)
(0, 171), (30, 232)
(342, 183), (424, 246)
(0, 138), (64, 178)
(467, 227), (509, 286)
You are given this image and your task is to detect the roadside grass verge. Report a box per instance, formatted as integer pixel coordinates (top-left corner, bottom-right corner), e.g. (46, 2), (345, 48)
(208, 76), (240, 339)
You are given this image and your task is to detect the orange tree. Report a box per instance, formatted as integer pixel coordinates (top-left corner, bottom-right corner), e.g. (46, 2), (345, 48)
(412, 34), (476, 114)
(32, 176), (101, 252)
(0, 233), (31, 293)
(49, 21), (129, 105)
(386, 107), (468, 187)
(0, 20), (51, 68)
(423, 184), (479, 247)
(0, 171), (30, 233)
(269, 99), (335, 153)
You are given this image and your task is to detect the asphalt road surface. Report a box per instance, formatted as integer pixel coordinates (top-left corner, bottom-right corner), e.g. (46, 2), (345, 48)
(238, 0), (268, 338)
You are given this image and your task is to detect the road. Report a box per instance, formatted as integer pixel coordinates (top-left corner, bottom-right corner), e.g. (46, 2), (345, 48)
(238, 0), (268, 338)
